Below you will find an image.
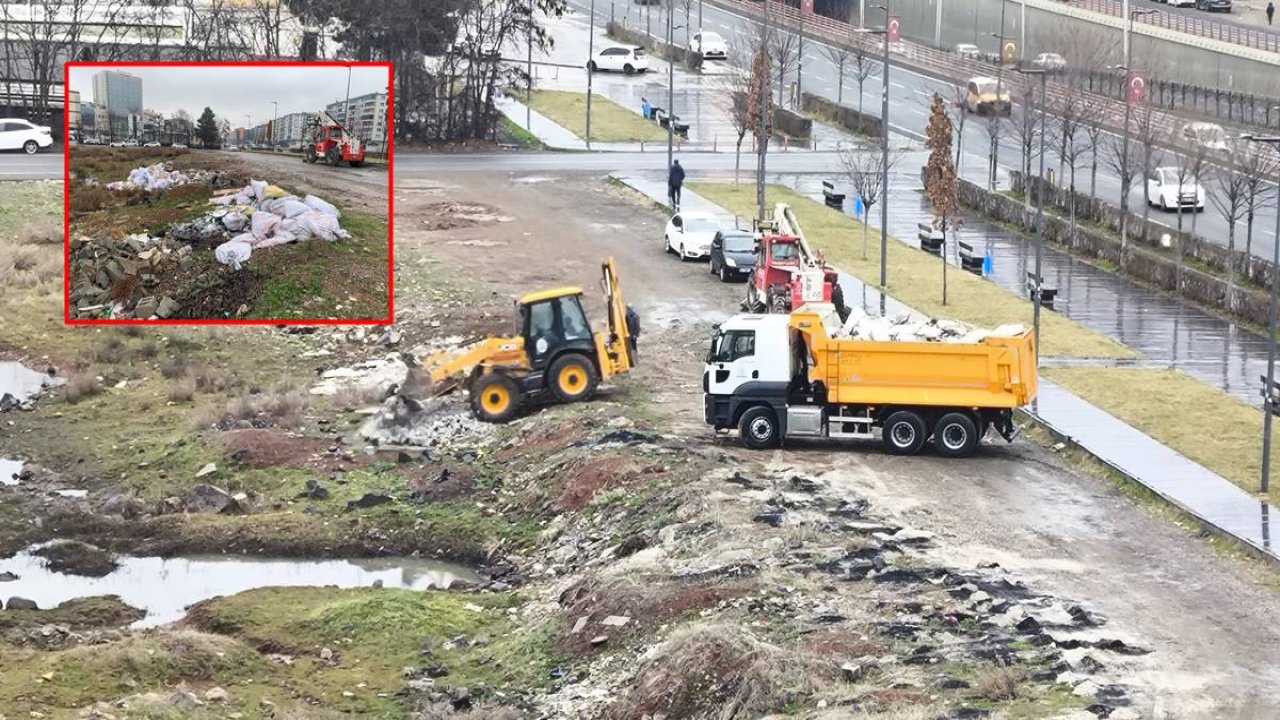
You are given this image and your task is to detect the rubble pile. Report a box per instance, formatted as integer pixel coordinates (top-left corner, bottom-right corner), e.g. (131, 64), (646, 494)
(104, 162), (220, 192)
(833, 306), (1026, 344)
(68, 233), (190, 319)
(209, 179), (351, 270)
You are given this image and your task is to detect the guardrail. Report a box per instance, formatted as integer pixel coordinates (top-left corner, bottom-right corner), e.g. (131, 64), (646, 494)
(1070, 0), (1280, 53)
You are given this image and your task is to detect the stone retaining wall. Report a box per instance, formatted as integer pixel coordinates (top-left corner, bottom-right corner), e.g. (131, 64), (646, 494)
(801, 93), (882, 138)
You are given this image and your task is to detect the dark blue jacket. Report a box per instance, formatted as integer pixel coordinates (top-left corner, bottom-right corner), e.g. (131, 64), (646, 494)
(668, 163), (685, 187)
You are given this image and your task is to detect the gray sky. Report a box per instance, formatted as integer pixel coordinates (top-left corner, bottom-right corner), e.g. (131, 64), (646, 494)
(68, 65), (388, 127)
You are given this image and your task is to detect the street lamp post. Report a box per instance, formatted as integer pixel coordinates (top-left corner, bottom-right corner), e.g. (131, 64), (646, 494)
(269, 100), (278, 149)
(757, 0), (770, 221)
(343, 64), (352, 132)
(1244, 134), (1280, 494)
(667, 14), (683, 172)
(877, 2), (891, 311)
(587, 0), (596, 149)
(1018, 67), (1048, 375)
(990, 0), (1007, 191)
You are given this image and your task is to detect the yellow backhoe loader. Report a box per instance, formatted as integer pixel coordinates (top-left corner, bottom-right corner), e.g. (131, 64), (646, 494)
(400, 257), (639, 423)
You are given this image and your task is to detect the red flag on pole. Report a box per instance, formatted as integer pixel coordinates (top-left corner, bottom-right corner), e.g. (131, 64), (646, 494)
(887, 15), (901, 43)
(1127, 70), (1148, 106)
(801, 0), (814, 15)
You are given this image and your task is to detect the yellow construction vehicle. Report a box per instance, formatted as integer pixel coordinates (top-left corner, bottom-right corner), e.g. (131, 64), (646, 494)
(401, 257), (639, 423)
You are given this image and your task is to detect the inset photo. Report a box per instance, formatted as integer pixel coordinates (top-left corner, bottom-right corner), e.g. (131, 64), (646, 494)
(64, 62), (393, 324)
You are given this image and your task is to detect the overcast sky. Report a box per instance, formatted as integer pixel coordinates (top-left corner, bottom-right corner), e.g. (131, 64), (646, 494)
(68, 65), (388, 126)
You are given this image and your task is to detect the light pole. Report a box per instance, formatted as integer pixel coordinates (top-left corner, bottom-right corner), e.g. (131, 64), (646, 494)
(587, 0), (596, 149)
(342, 64), (352, 131)
(990, 0), (1006, 191)
(757, 0), (771, 221)
(876, 3), (891, 310)
(1244, 134), (1280, 495)
(244, 114), (251, 146)
(269, 100), (278, 149)
(1018, 67), (1048, 374)
(668, 15), (686, 172)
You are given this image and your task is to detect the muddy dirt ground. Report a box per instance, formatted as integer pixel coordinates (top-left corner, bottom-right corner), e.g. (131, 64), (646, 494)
(2, 165), (1280, 718)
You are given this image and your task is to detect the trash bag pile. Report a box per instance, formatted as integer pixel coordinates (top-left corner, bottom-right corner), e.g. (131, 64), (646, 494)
(833, 306), (1026, 344)
(68, 233), (190, 319)
(208, 179), (351, 270)
(105, 162), (218, 192)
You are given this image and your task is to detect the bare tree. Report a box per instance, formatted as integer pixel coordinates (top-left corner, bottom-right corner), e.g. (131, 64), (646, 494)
(1240, 143), (1277, 258)
(747, 15), (773, 219)
(1169, 144), (1210, 288)
(1055, 90), (1096, 240)
(1209, 161), (1253, 312)
(838, 140), (905, 259)
(718, 28), (756, 186)
(925, 94), (960, 305)
(849, 33), (880, 114)
(1134, 104), (1164, 244)
(1009, 77), (1041, 208)
(982, 114), (1006, 191)
(824, 38), (851, 106)
(768, 25), (799, 108)
(1100, 125), (1144, 253)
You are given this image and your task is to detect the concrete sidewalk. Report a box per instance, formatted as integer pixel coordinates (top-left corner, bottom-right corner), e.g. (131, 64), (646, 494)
(615, 173), (1280, 563)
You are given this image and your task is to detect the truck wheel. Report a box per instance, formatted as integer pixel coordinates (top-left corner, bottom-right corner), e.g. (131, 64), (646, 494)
(470, 373), (522, 423)
(933, 412), (979, 458)
(548, 353), (599, 403)
(739, 406), (780, 449)
(349, 160), (364, 167)
(882, 410), (926, 455)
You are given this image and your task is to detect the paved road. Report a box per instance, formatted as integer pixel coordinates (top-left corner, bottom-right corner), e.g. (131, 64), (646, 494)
(0, 152), (60, 180)
(1117, 0), (1280, 35)
(563, 0), (1280, 263)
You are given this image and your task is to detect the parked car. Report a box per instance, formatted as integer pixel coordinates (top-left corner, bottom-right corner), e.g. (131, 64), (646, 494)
(1146, 166), (1206, 212)
(123, 139), (139, 147)
(709, 229), (757, 282)
(1032, 52), (1067, 71)
(664, 211), (720, 260)
(692, 31), (728, 60)
(0, 118), (53, 154)
(172, 143), (188, 149)
(587, 45), (649, 74)
(1195, 0), (1231, 11)
(143, 141), (161, 147)
(1160, 0), (1197, 7)
(961, 76), (1012, 116)
(225, 144), (240, 151)
(954, 43), (981, 60)
(1181, 121), (1231, 155)
(108, 140), (124, 147)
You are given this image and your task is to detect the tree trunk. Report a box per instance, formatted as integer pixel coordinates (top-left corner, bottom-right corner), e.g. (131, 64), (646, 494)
(1247, 207), (1256, 257)
(1140, 145), (1152, 245)
(862, 210), (869, 260)
(858, 78), (864, 114)
(735, 133), (744, 185)
(1090, 153), (1098, 199)
(1227, 223), (1237, 312)
(837, 65), (844, 105)
(1069, 164), (1078, 239)
(941, 217), (949, 306)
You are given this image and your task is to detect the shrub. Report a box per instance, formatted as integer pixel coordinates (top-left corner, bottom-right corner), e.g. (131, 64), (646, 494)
(62, 372), (103, 403)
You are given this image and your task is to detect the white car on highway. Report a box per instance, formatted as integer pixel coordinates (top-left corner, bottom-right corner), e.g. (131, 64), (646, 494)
(665, 211), (720, 260)
(692, 31), (728, 60)
(1181, 121), (1232, 156)
(587, 45), (649, 74)
(0, 118), (53, 154)
(1146, 166), (1205, 212)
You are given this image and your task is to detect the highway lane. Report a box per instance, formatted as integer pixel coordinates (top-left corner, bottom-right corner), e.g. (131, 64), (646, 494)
(566, 0), (1280, 261)
(0, 151), (61, 181)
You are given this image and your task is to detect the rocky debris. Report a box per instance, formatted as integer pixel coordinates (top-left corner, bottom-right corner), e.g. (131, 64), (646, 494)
(346, 492), (392, 510)
(69, 233), (190, 319)
(99, 493), (147, 519)
(184, 483), (242, 514)
(0, 571), (17, 582)
(298, 478), (330, 500)
(753, 509), (786, 527)
(33, 540), (119, 577)
(6, 596), (38, 610)
(204, 686), (229, 703)
(360, 395), (494, 448)
(195, 463), (218, 478)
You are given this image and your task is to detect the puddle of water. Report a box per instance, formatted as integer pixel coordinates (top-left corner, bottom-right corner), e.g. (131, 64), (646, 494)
(0, 361), (62, 408)
(0, 546), (482, 628)
(0, 459), (21, 486)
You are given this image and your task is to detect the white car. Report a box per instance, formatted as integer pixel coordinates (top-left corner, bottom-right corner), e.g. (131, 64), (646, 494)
(225, 144), (239, 151)
(954, 43), (981, 60)
(0, 118), (53, 154)
(1146, 166), (1205, 212)
(664, 211), (720, 260)
(1032, 52), (1067, 71)
(1161, 0), (1197, 6)
(1181, 122), (1231, 155)
(172, 143), (188, 149)
(143, 141), (161, 147)
(587, 45), (649, 74)
(692, 31), (728, 60)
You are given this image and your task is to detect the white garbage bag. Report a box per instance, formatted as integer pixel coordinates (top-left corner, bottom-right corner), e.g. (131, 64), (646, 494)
(222, 211), (248, 232)
(250, 211), (282, 242)
(260, 197), (310, 218)
(255, 229), (298, 249)
(249, 179), (268, 203)
(303, 194), (341, 218)
(215, 239), (253, 270)
(283, 211), (350, 241)
(128, 167), (153, 188)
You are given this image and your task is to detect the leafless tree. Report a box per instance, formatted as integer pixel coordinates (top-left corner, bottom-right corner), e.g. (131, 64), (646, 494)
(1168, 143), (1210, 287)
(1239, 143), (1277, 258)
(1100, 120), (1146, 253)
(1134, 104), (1163, 244)
(849, 33), (880, 114)
(824, 38), (851, 106)
(838, 140), (905, 260)
(1054, 91), (1095, 239)
(1209, 160), (1253, 312)
(247, 0), (288, 58)
(768, 25), (799, 108)
(982, 114), (1006, 191)
(1009, 77), (1041, 208)
(718, 28), (756, 186)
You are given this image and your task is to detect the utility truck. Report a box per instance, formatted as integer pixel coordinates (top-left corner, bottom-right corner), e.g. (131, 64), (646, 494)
(703, 305), (1037, 457)
(745, 202), (845, 318)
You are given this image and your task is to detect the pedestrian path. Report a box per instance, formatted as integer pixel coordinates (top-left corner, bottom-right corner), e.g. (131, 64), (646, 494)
(614, 173), (1280, 562)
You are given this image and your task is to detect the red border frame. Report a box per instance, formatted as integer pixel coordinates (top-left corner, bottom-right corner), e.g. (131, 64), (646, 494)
(62, 60), (395, 326)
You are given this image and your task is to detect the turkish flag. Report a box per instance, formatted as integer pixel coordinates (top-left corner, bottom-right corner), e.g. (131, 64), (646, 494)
(887, 15), (901, 43)
(1127, 70), (1148, 106)
(801, 0), (814, 14)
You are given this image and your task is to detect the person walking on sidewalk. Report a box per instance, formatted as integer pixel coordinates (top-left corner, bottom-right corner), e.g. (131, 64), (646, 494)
(1269, 1), (1275, 25)
(668, 159), (685, 210)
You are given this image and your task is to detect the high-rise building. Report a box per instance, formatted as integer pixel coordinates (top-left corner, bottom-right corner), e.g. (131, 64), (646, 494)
(274, 111), (310, 147)
(92, 70), (142, 139)
(325, 92), (387, 148)
(68, 90), (81, 133)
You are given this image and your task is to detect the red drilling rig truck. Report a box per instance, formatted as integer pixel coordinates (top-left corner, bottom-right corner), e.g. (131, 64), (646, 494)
(303, 110), (365, 167)
(744, 203), (847, 320)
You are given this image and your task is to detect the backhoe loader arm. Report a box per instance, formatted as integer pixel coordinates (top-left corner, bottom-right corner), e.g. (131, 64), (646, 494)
(597, 257), (634, 380)
(399, 336), (526, 400)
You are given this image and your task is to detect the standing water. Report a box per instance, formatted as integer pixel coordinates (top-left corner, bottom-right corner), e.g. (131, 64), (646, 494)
(0, 361), (61, 409)
(0, 546), (482, 627)
(0, 459), (21, 485)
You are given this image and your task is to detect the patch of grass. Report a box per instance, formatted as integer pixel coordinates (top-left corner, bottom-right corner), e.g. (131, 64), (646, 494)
(526, 90), (667, 143)
(0, 595), (143, 632)
(1045, 366), (1280, 504)
(689, 183), (1137, 359)
(32, 540), (119, 577)
(499, 115), (545, 149)
(187, 587), (559, 716)
(971, 665), (1026, 701)
(61, 371), (103, 404)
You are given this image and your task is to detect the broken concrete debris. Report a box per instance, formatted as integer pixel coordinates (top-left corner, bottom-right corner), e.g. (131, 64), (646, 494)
(69, 232), (189, 319)
(833, 306), (1026, 344)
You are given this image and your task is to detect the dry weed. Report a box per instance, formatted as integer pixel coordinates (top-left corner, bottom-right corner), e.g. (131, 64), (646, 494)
(62, 372), (103, 404)
(91, 337), (126, 364)
(160, 357), (189, 379)
(411, 703), (521, 720)
(19, 218), (62, 245)
(972, 665), (1026, 701)
(193, 382), (309, 429)
(0, 244), (60, 291)
(329, 383), (387, 411)
(168, 377), (196, 403)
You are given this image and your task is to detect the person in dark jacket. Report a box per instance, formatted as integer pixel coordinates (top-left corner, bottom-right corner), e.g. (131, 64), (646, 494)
(1269, 1), (1275, 25)
(668, 159), (685, 210)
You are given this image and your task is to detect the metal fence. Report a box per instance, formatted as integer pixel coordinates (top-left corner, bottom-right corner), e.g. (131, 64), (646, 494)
(1070, 0), (1280, 54)
(1081, 70), (1280, 130)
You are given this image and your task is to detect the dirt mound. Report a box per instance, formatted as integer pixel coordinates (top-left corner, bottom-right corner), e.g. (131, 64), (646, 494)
(173, 268), (265, 319)
(422, 201), (512, 231)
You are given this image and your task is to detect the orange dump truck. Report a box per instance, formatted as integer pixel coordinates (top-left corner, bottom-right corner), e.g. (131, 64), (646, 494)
(703, 304), (1037, 457)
